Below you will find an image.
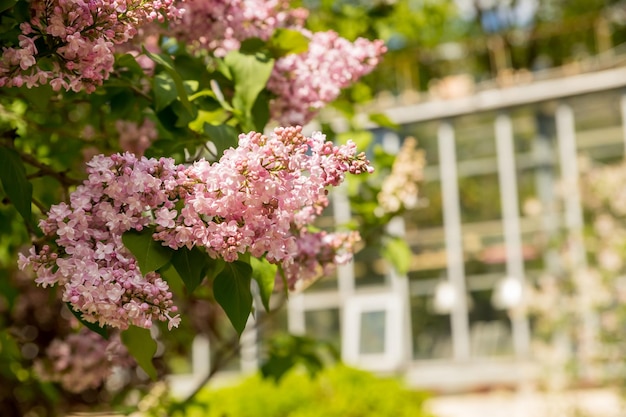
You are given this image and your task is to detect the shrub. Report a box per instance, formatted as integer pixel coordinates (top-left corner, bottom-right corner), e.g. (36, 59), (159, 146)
(174, 365), (433, 417)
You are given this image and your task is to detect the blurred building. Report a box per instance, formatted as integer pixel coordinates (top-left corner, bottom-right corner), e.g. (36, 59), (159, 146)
(299, 61), (626, 394)
(169, 57), (626, 403)
(171, 5), (626, 405)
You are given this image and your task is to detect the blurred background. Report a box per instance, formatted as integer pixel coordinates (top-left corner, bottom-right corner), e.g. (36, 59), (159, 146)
(7, 0), (626, 416)
(186, 1), (626, 416)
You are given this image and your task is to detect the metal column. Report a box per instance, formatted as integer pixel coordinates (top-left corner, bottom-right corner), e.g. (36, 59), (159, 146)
(555, 104), (595, 375)
(495, 113), (531, 357)
(438, 121), (470, 361)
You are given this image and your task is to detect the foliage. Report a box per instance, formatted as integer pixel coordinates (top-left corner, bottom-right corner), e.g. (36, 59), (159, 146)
(346, 135), (426, 275)
(301, 0), (457, 48)
(260, 333), (340, 382)
(0, 0), (431, 415)
(153, 365), (433, 417)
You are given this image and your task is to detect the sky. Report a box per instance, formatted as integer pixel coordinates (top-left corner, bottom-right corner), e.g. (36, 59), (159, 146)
(454, 0), (538, 29)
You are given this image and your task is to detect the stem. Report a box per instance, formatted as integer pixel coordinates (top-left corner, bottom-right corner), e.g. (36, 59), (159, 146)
(19, 152), (82, 187)
(31, 197), (48, 215)
(179, 294), (288, 405)
(202, 143), (219, 160)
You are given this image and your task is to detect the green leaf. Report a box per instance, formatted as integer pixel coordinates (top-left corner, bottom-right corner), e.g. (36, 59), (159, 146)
(268, 28), (310, 57)
(239, 37), (267, 54)
(260, 333), (333, 382)
(188, 109), (228, 134)
(276, 264), (289, 298)
(183, 80), (199, 94)
(369, 112), (399, 130)
(173, 54), (208, 82)
(171, 100), (197, 127)
(213, 261), (253, 336)
(251, 90), (271, 131)
(381, 237), (412, 275)
(153, 73), (178, 111)
(0, 269), (19, 311)
(209, 79), (234, 112)
(158, 262), (185, 298)
(202, 123), (239, 157)
(0, 146), (32, 226)
(337, 130), (373, 150)
(141, 47), (176, 72)
(0, 329), (20, 361)
(110, 90), (135, 118)
(121, 326), (157, 380)
(19, 85), (54, 112)
(251, 257), (276, 312)
(115, 53), (145, 77)
(65, 303), (110, 339)
(206, 257), (225, 280)
(143, 48), (192, 113)
(122, 229), (173, 274)
(170, 246), (211, 293)
(349, 82), (373, 103)
(188, 89), (217, 102)
(260, 354), (295, 382)
(223, 51), (274, 127)
(0, 0), (17, 14)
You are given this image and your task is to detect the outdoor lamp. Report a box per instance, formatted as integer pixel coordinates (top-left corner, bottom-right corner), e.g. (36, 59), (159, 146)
(433, 281), (457, 314)
(492, 275), (523, 309)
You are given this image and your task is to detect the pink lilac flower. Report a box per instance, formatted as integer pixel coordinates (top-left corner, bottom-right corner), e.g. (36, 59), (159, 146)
(0, 0), (183, 92)
(20, 127), (373, 330)
(282, 229), (362, 290)
(171, 0), (307, 56)
(20, 153), (186, 330)
(267, 30), (387, 126)
(34, 328), (133, 393)
(166, 0), (385, 126)
(165, 126), (373, 265)
(116, 118), (158, 156)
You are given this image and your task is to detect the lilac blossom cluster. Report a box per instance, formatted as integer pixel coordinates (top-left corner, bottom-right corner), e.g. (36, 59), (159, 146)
(34, 328), (133, 393)
(163, 126), (372, 264)
(267, 31), (387, 126)
(19, 153), (185, 330)
(116, 118), (158, 156)
(1, 0), (386, 126)
(283, 229), (361, 290)
(20, 126), (372, 330)
(0, 0), (183, 92)
(169, 0), (386, 125)
(171, 0), (307, 56)
(376, 137), (425, 215)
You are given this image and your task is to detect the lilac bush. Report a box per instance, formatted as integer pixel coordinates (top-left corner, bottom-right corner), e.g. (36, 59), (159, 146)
(0, 0), (389, 411)
(19, 127), (372, 331)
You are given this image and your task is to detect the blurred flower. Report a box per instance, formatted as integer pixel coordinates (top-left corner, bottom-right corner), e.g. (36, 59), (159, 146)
(116, 118), (158, 157)
(34, 329), (133, 393)
(376, 137), (425, 215)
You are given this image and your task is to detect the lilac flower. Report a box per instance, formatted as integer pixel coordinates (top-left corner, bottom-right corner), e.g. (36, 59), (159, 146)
(20, 127), (372, 330)
(171, 0), (307, 56)
(0, 0), (183, 92)
(267, 31), (386, 126)
(34, 329), (133, 393)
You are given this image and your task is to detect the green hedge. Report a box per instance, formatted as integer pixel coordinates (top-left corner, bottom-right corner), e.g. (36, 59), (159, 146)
(173, 365), (433, 417)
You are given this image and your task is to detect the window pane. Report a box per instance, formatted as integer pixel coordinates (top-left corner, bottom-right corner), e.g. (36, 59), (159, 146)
(359, 310), (387, 355)
(468, 289), (513, 358)
(353, 246), (387, 287)
(410, 294), (452, 360)
(305, 308), (341, 352)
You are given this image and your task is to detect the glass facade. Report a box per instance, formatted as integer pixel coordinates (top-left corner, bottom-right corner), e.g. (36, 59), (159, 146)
(176, 75), (626, 394)
(290, 80), (626, 390)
